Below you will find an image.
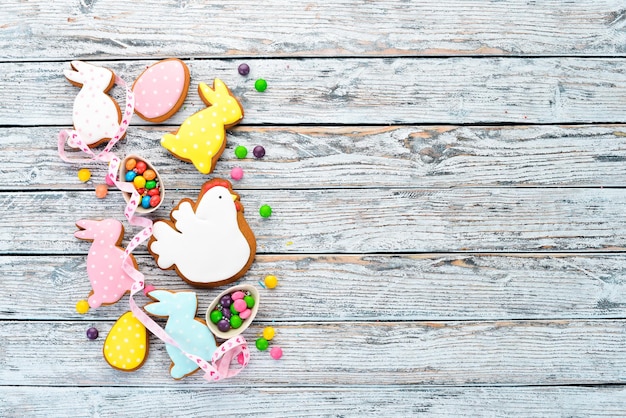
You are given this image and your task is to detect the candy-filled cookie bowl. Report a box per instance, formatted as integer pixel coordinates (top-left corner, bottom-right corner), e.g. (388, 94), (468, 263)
(206, 284), (260, 340)
(119, 154), (165, 213)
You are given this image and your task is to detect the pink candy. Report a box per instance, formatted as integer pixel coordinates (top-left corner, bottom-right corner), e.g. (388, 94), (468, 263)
(270, 346), (283, 360)
(233, 299), (247, 313)
(232, 291), (245, 300)
(239, 308), (252, 319)
(230, 166), (244, 181)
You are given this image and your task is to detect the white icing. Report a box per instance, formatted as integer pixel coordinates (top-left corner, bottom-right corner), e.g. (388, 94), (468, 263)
(150, 186), (251, 284)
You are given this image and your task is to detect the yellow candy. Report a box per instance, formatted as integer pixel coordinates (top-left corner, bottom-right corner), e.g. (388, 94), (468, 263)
(77, 168), (91, 182)
(262, 326), (275, 341)
(75, 299), (89, 314)
(133, 175), (146, 189)
(264, 275), (278, 289)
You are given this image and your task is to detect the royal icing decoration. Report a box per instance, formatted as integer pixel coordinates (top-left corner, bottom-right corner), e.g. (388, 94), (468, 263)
(133, 58), (190, 123)
(161, 78), (243, 174)
(75, 219), (137, 309)
(103, 311), (149, 371)
(144, 290), (217, 379)
(148, 179), (256, 287)
(64, 61), (122, 148)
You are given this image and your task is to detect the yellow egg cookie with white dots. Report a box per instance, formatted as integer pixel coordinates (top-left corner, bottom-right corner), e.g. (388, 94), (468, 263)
(103, 311), (149, 371)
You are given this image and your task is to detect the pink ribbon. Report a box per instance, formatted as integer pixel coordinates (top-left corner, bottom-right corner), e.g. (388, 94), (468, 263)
(59, 72), (248, 381)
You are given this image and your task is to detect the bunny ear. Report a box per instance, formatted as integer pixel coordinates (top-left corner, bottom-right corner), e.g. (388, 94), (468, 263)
(144, 301), (166, 316)
(64, 67), (84, 86)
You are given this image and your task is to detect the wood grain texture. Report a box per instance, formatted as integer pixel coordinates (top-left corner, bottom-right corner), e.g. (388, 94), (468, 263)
(2, 0), (626, 60)
(2, 386), (626, 417)
(2, 254), (625, 321)
(4, 58), (626, 126)
(1, 320), (625, 386)
(3, 188), (626, 254)
(5, 125), (626, 190)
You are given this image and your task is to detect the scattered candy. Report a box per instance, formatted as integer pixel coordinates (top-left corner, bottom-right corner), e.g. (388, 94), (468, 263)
(253, 145), (265, 158)
(259, 204), (272, 218)
(264, 275), (278, 289)
(77, 168), (91, 182)
(230, 166), (244, 181)
(75, 299), (89, 314)
(270, 346), (283, 360)
(86, 327), (99, 340)
(235, 145), (248, 159)
(95, 184), (108, 199)
(255, 78), (268, 92)
(238, 63), (250, 76)
(256, 337), (269, 351)
(263, 326), (275, 341)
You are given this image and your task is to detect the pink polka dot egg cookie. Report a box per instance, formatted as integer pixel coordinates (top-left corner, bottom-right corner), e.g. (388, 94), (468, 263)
(119, 154), (165, 213)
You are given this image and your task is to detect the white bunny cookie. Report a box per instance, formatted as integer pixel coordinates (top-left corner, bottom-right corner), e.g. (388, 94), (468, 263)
(64, 60), (122, 148)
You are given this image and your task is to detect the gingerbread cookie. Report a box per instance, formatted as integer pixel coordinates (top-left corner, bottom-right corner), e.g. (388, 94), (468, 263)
(148, 179), (256, 287)
(64, 61), (122, 148)
(75, 219), (138, 309)
(103, 311), (149, 372)
(132, 58), (190, 123)
(144, 290), (217, 379)
(161, 78), (243, 174)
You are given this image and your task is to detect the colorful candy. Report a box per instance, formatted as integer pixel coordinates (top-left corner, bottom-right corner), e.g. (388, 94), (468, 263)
(121, 157), (162, 209)
(262, 326), (275, 340)
(238, 63), (250, 76)
(75, 299), (89, 314)
(86, 327), (99, 340)
(264, 275), (278, 289)
(230, 166), (244, 181)
(235, 145), (248, 159)
(259, 204), (272, 218)
(270, 346), (283, 360)
(255, 78), (268, 92)
(253, 145), (265, 158)
(208, 288), (257, 333)
(77, 168), (91, 182)
(255, 337), (269, 351)
(95, 184), (108, 199)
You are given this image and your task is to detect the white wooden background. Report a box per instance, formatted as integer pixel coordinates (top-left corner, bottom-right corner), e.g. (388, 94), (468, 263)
(2, 1), (626, 416)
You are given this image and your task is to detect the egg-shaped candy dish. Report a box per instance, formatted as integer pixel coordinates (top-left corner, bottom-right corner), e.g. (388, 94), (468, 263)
(119, 154), (165, 214)
(206, 284), (260, 339)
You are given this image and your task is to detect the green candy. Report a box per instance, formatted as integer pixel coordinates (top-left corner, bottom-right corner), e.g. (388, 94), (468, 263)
(259, 204), (272, 218)
(230, 303), (239, 315)
(230, 315), (243, 329)
(254, 78), (268, 92)
(209, 310), (223, 324)
(234, 145), (248, 159)
(145, 180), (157, 190)
(255, 337), (269, 351)
(244, 295), (255, 309)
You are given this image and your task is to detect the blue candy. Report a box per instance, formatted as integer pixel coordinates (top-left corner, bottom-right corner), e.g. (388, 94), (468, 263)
(125, 170), (137, 182)
(141, 196), (151, 209)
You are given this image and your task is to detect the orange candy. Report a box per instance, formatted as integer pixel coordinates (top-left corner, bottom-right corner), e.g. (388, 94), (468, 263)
(95, 184), (108, 199)
(143, 169), (156, 181)
(125, 158), (137, 171)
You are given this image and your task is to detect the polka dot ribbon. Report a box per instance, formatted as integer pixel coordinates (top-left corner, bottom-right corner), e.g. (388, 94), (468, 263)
(57, 72), (249, 381)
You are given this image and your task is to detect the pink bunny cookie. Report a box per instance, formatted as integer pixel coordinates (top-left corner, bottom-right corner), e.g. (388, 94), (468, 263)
(64, 61), (122, 148)
(75, 219), (137, 309)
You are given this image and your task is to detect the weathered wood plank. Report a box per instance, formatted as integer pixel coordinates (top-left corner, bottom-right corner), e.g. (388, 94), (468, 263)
(6, 125), (626, 190)
(2, 0), (626, 60)
(1, 320), (624, 386)
(2, 254), (625, 321)
(4, 58), (626, 126)
(3, 188), (626, 254)
(2, 386), (626, 417)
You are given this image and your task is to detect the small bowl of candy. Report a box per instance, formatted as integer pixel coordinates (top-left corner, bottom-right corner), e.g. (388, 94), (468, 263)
(119, 154), (164, 214)
(205, 284), (260, 339)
